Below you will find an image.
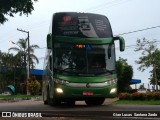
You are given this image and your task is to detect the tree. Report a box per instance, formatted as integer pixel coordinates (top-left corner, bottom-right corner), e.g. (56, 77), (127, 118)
(8, 38), (39, 94)
(28, 44), (40, 69)
(9, 38), (39, 69)
(0, 51), (16, 92)
(0, 0), (38, 24)
(149, 50), (160, 86)
(116, 57), (133, 93)
(135, 38), (160, 90)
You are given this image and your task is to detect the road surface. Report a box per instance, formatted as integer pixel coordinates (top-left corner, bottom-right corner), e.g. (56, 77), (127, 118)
(0, 98), (160, 120)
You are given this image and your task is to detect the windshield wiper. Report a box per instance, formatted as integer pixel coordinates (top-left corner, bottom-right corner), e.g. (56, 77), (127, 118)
(78, 73), (96, 76)
(94, 69), (115, 75)
(63, 68), (78, 71)
(53, 68), (76, 76)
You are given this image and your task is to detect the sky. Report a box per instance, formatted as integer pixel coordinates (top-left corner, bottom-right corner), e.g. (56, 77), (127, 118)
(0, 0), (160, 89)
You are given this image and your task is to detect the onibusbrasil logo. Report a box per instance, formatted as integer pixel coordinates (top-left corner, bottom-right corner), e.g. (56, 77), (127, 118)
(1, 112), (42, 117)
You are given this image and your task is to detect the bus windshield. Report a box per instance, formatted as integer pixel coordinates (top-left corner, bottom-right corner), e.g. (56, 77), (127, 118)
(53, 42), (115, 75)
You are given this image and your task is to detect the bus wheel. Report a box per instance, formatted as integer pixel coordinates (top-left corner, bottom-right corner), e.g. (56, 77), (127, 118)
(43, 92), (49, 105)
(85, 98), (105, 106)
(45, 87), (52, 105)
(44, 100), (48, 105)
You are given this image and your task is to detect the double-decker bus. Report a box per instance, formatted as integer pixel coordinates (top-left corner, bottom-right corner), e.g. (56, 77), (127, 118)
(43, 12), (125, 106)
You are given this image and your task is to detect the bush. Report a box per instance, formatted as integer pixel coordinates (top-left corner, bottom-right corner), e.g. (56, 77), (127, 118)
(27, 76), (41, 95)
(125, 93), (132, 100)
(146, 92), (153, 100)
(119, 92), (160, 100)
(119, 93), (127, 100)
(153, 92), (160, 100)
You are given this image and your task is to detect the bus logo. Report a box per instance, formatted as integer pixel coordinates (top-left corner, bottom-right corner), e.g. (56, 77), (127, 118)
(63, 16), (71, 22)
(86, 83), (91, 88)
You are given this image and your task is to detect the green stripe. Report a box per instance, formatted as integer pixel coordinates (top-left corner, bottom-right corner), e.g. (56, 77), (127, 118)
(52, 35), (113, 44)
(53, 73), (117, 83)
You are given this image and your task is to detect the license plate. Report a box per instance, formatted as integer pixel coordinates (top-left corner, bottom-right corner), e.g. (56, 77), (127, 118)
(83, 91), (94, 96)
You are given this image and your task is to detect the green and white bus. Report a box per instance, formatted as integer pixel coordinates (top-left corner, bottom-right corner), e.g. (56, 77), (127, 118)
(43, 12), (125, 105)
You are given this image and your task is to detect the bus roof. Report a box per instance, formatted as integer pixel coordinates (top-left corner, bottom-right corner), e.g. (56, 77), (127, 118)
(51, 12), (113, 38)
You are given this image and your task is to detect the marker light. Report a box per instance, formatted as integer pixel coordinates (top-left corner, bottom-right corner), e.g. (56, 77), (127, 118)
(56, 88), (63, 94)
(76, 44), (85, 48)
(105, 79), (117, 85)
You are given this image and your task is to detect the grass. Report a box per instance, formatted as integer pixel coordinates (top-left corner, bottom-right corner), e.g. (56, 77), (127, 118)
(1, 95), (160, 105)
(114, 99), (160, 105)
(0, 94), (40, 100)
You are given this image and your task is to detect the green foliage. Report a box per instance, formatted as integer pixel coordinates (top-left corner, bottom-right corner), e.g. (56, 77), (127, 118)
(0, 51), (24, 93)
(135, 38), (160, 87)
(27, 76), (40, 95)
(135, 38), (158, 71)
(0, 94), (39, 99)
(116, 57), (133, 93)
(9, 38), (40, 69)
(0, 0), (38, 24)
(0, 51), (14, 67)
(115, 99), (160, 105)
(0, 38), (39, 94)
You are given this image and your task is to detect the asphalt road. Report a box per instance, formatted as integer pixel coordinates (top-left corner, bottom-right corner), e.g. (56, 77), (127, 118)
(0, 98), (160, 120)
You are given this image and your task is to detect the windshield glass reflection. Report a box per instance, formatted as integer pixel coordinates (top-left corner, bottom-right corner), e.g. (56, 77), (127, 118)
(53, 43), (115, 75)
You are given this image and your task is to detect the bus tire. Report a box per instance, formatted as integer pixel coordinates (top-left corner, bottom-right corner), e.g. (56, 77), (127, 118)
(43, 91), (48, 105)
(44, 100), (48, 105)
(44, 87), (51, 105)
(85, 98), (105, 106)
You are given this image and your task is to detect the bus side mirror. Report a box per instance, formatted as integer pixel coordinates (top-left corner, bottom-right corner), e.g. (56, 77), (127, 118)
(47, 34), (52, 49)
(113, 36), (125, 51)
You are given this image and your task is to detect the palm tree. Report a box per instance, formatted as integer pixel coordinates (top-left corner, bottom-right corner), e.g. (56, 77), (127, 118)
(29, 44), (40, 69)
(9, 38), (40, 69)
(9, 38), (40, 94)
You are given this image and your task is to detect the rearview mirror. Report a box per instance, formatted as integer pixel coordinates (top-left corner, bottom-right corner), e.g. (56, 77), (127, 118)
(113, 36), (125, 51)
(47, 34), (52, 49)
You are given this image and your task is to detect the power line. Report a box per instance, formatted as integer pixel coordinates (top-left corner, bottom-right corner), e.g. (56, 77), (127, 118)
(114, 25), (160, 51)
(116, 40), (160, 50)
(84, 0), (131, 12)
(84, 0), (121, 12)
(116, 25), (160, 36)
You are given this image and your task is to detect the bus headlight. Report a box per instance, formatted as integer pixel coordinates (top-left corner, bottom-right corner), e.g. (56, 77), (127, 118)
(56, 88), (63, 93)
(110, 88), (117, 94)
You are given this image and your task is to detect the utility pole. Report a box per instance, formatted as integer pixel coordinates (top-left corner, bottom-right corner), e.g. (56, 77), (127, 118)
(17, 28), (30, 95)
(154, 64), (158, 91)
